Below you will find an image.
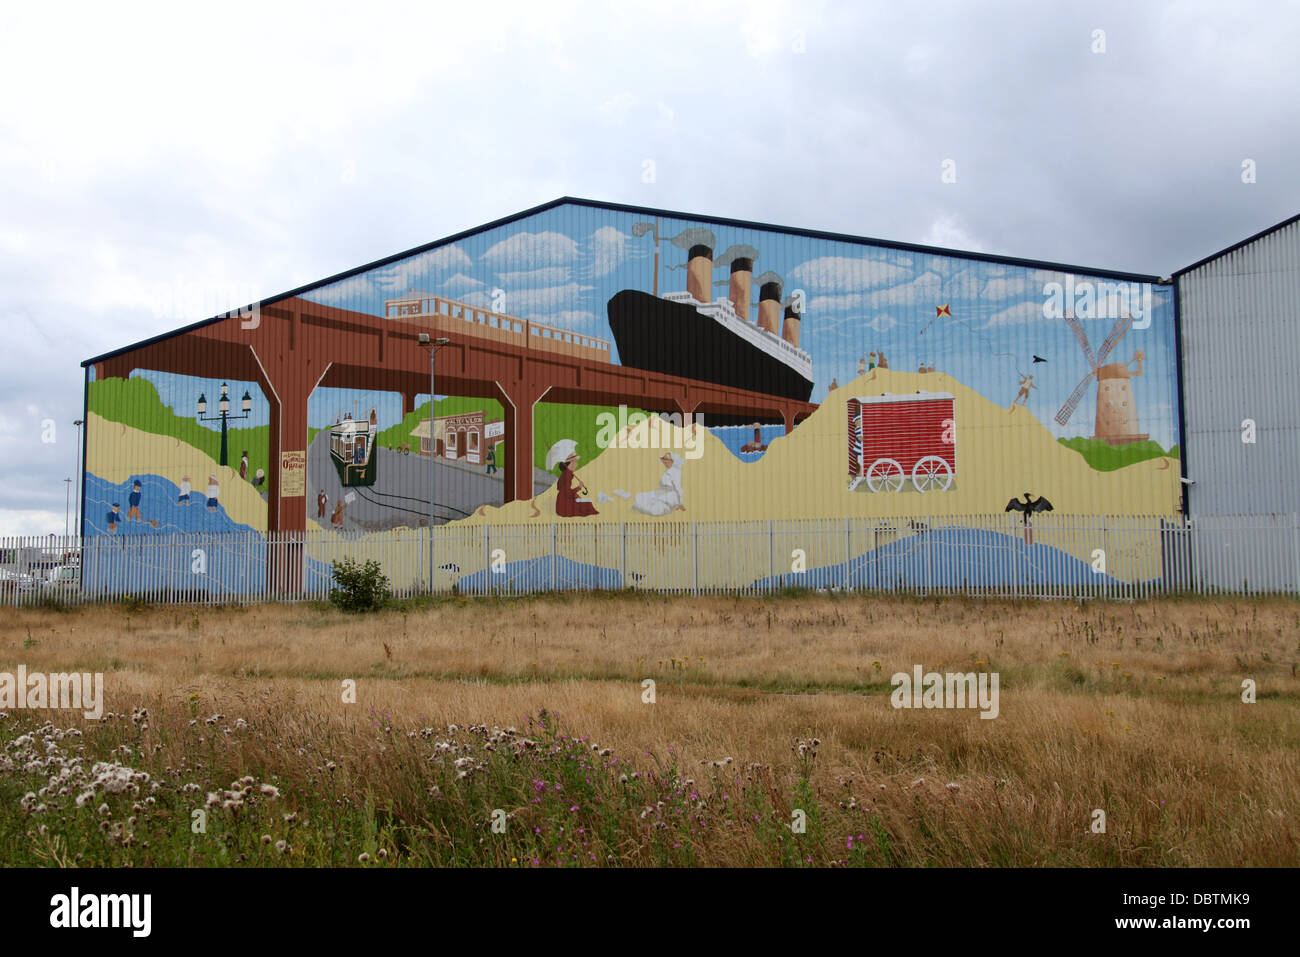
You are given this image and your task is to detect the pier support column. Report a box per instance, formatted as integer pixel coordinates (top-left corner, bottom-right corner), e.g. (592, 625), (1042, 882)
(781, 406), (796, 434)
(496, 382), (549, 504)
(252, 329), (315, 597)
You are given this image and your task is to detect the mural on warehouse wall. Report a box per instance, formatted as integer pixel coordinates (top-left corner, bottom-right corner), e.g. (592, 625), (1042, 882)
(83, 200), (1183, 591)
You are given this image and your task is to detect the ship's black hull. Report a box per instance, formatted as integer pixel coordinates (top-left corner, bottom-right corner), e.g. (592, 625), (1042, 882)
(606, 289), (814, 403)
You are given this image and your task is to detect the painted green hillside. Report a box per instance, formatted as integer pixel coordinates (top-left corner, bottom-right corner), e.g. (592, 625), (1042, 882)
(90, 377), (270, 482)
(1058, 436), (1179, 472)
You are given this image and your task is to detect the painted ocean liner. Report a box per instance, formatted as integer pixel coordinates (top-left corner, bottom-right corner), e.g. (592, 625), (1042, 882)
(606, 243), (814, 402)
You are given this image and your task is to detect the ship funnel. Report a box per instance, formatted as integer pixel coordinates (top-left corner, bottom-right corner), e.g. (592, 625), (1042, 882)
(686, 245), (713, 303)
(758, 281), (781, 334)
(728, 257), (754, 321)
(782, 303), (802, 348)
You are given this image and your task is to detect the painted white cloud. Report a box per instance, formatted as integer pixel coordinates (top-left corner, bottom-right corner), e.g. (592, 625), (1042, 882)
(480, 231), (579, 270)
(811, 269), (966, 314)
(984, 300), (1046, 327)
(866, 314), (899, 332)
(982, 276), (1029, 299)
(500, 283), (592, 315)
(496, 266), (570, 288)
(440, 273), (486, 296)
(858, 270), (946, 309)
(788, 256), (909, 292)
(376, 245), (474, 290)
(311, 272), (380, 305)
(588, 226), (630, 278)
(312, 244), (474, 304)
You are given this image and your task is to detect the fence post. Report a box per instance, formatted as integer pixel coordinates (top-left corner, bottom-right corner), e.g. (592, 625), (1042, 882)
(759, 522), (769, 590)
(844, 518), (851, 592)
(693, 522), (699, 596)
(621, 522), (628, 588)
(551, 523), (558, 591)
(925, 519), (932, 597)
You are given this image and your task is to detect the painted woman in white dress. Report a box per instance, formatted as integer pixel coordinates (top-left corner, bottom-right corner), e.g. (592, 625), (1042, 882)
(633, 453), (686, 516)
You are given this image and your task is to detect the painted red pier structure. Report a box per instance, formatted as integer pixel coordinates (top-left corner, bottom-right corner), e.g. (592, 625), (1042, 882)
(91, 295), (818, 532)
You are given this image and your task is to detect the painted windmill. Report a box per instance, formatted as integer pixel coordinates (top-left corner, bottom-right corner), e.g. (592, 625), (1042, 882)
(1054, 312), (1148, 445)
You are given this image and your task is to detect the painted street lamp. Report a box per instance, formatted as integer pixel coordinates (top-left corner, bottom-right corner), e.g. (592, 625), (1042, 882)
(197, 383), (253, 467)
(418, 333), (451, 592)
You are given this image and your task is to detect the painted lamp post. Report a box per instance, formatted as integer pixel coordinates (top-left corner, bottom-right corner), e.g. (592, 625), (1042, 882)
(196, 383), (252, 467)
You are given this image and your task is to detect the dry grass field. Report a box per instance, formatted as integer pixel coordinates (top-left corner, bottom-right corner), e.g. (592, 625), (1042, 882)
(2, 592), (1298, 867)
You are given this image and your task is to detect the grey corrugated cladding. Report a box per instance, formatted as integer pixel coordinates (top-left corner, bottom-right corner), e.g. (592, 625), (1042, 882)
(1177, 214), (1300, 518)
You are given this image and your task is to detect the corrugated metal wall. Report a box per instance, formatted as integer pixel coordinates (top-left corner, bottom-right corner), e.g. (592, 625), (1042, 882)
(1177, 217), (1300, 517)
(81, 199), (1187, 604)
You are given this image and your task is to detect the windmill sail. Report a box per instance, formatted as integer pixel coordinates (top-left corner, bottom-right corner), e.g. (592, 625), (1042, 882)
(1056, 373), (1095, 425)
(1094, 315), (1133, 366)
(1064, 313), (1096, 370)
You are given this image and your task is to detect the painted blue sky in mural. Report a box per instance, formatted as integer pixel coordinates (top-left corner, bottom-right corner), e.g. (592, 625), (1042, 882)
(301, 205), (1179, 451)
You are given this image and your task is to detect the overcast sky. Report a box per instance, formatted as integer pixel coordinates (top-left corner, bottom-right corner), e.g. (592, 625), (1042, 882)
(2, 0), (1296, 536)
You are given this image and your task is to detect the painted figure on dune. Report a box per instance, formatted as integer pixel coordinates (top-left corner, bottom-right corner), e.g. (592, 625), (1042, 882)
(178, 475), (191, 505)
(547, 440), (599, 518)
(633, 453), (686, 516)
(206, 475), (220, 512)
(555, 454), (598, 517)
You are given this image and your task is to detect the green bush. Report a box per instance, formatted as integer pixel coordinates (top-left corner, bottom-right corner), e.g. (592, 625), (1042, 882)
(329, 558), (390, 613)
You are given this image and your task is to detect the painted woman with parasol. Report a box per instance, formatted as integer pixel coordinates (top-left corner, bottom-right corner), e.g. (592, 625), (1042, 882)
(547, 439), (598, 517)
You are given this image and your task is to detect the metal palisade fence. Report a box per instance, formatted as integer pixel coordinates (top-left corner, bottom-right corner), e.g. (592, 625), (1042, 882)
(3, 513), (1300, 606)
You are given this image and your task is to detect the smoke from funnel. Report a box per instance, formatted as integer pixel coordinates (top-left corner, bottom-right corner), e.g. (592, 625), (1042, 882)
(714, 244), (760, 269)
(668, 227), (716, 251)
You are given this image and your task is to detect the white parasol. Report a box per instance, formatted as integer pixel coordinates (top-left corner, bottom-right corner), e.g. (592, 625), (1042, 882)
(545, 438), (578, 471)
